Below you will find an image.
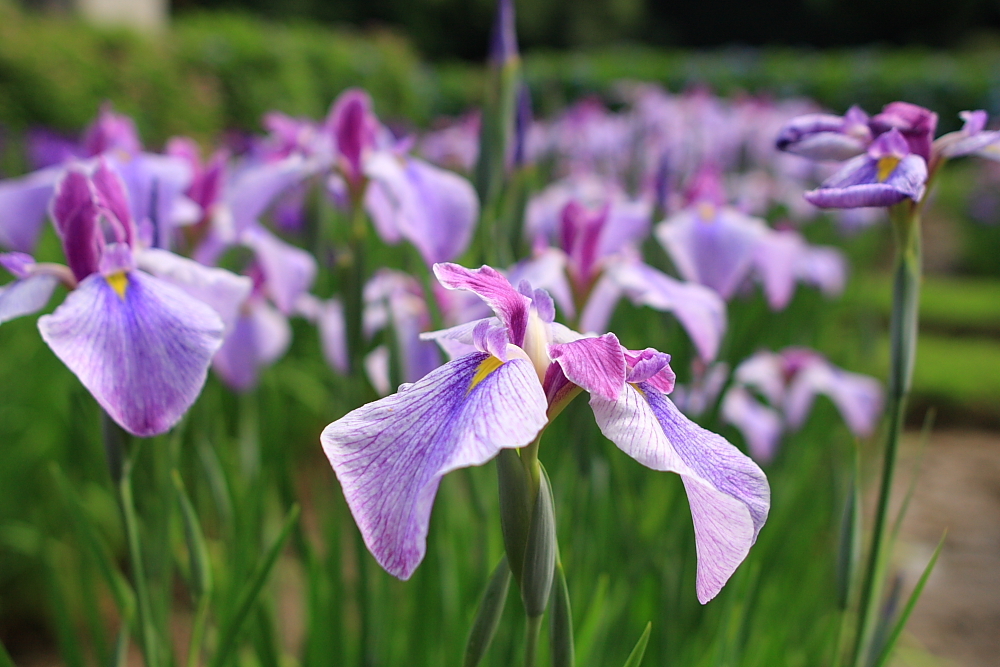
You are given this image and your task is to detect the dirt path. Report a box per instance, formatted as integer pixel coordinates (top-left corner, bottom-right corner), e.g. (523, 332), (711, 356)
(893, 429), (1000, 667)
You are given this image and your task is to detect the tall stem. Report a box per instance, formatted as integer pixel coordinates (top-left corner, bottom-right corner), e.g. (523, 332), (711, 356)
(524, 614), (543, 667)
(852, 203), (921, 666)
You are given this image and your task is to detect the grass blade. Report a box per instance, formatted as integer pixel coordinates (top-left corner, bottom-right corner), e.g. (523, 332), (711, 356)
(622, 622), (652, 667)
(209, 504), (301, 667)
(872, 532), (946, 667)
(0, 635), (16, 667)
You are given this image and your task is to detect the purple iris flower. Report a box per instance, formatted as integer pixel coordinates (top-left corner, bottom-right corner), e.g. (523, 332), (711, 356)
(869, 102), (937, 162)
(0, 105), (197, 254)
(0, 160), (251, 436)
(322, 263), (769, 603)
(518, 177), (726, 361)
(655, 167), (770, 299)
(933, 110), (1000, 162)
(721, 348), (882, 463)
(419, 112), (481, 173)
(803, 129), (927, 209)
(752, 228), (846, 310)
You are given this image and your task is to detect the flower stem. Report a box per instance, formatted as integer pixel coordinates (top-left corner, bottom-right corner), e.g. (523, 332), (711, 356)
(524, 613), (543, 667)
(852, 203), (921, 667)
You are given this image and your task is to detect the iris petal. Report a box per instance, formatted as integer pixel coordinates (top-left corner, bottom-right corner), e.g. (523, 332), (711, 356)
(38, 271), (224, 437)
(321, 352), (548, 579)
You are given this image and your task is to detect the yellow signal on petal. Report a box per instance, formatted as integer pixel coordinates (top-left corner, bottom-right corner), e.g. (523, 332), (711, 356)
(468, 355), (504, 393)
(106, 272), (129, 299)
(876, 156), (900, 183)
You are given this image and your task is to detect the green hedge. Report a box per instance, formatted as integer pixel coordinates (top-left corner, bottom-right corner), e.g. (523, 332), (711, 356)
(2, 1), (1000, 155)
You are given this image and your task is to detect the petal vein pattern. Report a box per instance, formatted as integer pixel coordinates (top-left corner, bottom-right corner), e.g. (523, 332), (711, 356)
(321, 352), (548, 580)
(590, 382), (769, 603)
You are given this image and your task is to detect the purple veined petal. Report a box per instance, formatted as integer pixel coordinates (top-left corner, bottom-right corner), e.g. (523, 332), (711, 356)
(606, 260), (727, 362)
(212, 299), (292, 393)
(721, 386), (785, 464)
(315, 296), (349, 374)
(321, 352), (548, 579)
(549, 332), (627, 401)
(624, 348), (675, 393)
(784, 359), (882, 437)
(241, 225), (317, 315)
(136, 248), (253, 334)
(656, 205), (769, 299)
(38, 270), (225, 437)
(508, 249), (575, 320)
(0, 274), (59, 324)
(590, 383), (770, 603)
(870, 102), (937, 162)
(421, 317), (495, 360)
(226, 154), (318, 235)
(433, 263), (530, 347)
(92, 159), (136, 245)
(805, 153), (926, 209)
(0, 167), (62, 253)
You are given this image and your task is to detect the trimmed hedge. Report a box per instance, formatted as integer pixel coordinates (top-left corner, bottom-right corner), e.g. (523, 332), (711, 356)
(2, 1), (1000, 156)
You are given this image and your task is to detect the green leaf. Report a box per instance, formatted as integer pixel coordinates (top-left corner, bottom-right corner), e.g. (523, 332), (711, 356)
(50, 464), (135, 618)
(463, 555), (512, 667)
(622, 622), (652, 667)
(496, 448), (532, 584)
(871, 532), (946, 667)
(111, 623), (130, 667)
(0, 635), (16, 667)
(119, 455), (162, 667)
(889, 409), (935, 547)
(209, 504), (301, 667)
(549, 561), (575, 667)
(172, 470), (214, 600)
(520, 463), (556, 619)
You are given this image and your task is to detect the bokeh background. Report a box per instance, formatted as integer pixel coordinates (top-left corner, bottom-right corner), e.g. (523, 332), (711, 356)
(1, 1), (999, 666)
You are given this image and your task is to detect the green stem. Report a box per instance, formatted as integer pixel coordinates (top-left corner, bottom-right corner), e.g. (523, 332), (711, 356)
(852, 203), (922, 667)
(342, 201), (369, 378)
(186, 596), (211, 667)
(524, 614), (543, 667)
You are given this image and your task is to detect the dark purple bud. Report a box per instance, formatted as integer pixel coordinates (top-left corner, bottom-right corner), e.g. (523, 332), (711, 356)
(52, 169), (102, 281)
(81, 103), (141, 157)
(870, 102), (938, 162)
(488, 0), (518, 66)
(327, 89), (377, 189)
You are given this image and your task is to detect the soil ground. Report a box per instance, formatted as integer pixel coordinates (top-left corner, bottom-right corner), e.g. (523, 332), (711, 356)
(893, 429), (1000, 667)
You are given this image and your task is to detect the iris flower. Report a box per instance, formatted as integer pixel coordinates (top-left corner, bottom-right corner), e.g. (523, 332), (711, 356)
(321, 263), (769, 603)
(0, 160), (250, 436)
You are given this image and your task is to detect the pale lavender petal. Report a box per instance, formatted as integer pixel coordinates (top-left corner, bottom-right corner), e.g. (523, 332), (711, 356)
(805, 150), (926, 209)
(590, 383), (769, 603)
(92, 159), (135, 245)
(607, 261), (727, 362)
(317, 297), (349, 374)
(578, 274), (623, 334)
(111, 153), (192, 248)
(433, 263), (530, 346)
(785, 360), (882, 437)
(0, 252), (35, 279)
(241, 225), (316, 314)
(227, 155), (316, 234)
(508, 249), (574, 319)
(798, 245), (846, 297)
(774, 111), (870, 161)
(38, 271), (224, 436)
(624, 348), (675, 393)
(0, 274), (59, 324)
(421, 317), (494, 359)
(753, 230), (803, 311)
(365, 155), (479, 265)
(721, 387), (784, 464)
(212, 300), (292, 392)
(0, 167), (61, 253)
(321, 352), (548, 579)
(549, 332), (626, 400)
(136, 248), (253, 333)
(656, 206), (768, 299)
(733, 351), (785, 405)
(365, 346), (393, 396)
(98, 243), (136, 275)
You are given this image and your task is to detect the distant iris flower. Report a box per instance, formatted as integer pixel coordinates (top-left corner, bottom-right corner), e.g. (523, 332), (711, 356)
(0, 160), (250, 436)
(321, 263), (769, 603)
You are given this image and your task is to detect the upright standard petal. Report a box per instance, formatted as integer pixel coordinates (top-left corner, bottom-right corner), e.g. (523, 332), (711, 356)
(38, 271), (224, 437)
(0, 167), (62, 253)
(433, 263), (531, 347)
(591, 383), (769, 603)
(321, 352), (548, 579)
